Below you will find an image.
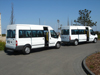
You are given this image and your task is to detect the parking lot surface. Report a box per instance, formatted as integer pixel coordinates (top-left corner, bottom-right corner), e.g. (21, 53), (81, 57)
(0, 41), (100, 75)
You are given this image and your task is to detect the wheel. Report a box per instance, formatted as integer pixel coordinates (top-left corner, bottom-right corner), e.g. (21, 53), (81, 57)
(93, 38), (97, 43)
(4, 47), (7, 53)
(23, 46), (31, 54)
(74, 40), (78, 46)
(55, 42), (61, 49)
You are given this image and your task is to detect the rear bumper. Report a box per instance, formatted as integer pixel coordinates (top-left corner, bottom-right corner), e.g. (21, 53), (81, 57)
(62, 40), (74, 44)
(6, 46), (23, 51)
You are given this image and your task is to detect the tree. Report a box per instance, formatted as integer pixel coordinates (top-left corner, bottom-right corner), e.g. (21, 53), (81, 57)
(10, 3), (15, 24)
(74, 9), (97, 26)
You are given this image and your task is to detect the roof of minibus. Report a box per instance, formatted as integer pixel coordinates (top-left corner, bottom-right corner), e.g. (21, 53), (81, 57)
(8, 24), (50, 27)
(7, 24), (53, 29)
(61, 26), (91, 29)
(7, 24), (54, 30)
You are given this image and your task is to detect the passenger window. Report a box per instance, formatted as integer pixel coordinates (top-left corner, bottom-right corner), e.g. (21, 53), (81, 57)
(25, 30), (31, 37)
(19, 30), (31, 38)
(32, 30), (37, 37)
(71, 30), (78, 35)
(78, 30), (85, 34)
(19, 30), (24, 38)
(37, 30), (44, 37)
(50, 30), (58, 38)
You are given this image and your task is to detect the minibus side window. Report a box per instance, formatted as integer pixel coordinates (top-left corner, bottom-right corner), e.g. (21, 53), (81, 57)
(37, 30), (44, 37)
(24, 30), (31, 37)
(71, 30), (78, 35)
(32, 30), (37, 37)
(50, 30), (58, 38)
(19, 30), (31, 38)
(78, 30), (85, 34)
(7, 30), (15, 38)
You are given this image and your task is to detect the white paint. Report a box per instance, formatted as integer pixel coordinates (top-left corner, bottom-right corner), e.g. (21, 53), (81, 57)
(61, 26), (98, 45)
(6, 24), (61, 50)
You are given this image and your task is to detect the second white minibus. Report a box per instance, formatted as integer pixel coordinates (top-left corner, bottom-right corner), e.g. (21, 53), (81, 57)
(5, 24), (61, 54)
(61, 26), (98, 45)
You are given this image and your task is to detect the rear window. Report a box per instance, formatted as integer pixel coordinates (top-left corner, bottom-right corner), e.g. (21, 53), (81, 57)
(7, 30), (15, 38)
(61, 29), (69, 35)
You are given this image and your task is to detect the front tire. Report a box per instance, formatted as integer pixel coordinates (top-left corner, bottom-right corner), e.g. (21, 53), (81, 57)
(74, 40), (78, 46)
(23, 46), (31, 54)
(55, 42), (61, 49)
(93, 38), (97, 43)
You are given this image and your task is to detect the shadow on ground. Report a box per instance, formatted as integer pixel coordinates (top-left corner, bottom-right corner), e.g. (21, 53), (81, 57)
(4, 47), (55, 56)
(62, 42), (93, 46)
(4, 42), (94, 55)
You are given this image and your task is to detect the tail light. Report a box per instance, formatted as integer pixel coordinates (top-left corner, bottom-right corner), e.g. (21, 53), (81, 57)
(69, 36), (71, 40)
(16, 40), (18, 46)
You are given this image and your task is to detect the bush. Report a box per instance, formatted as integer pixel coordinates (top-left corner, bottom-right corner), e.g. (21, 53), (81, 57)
(0, 41), (5, 51)
(2, 34), (6, 36)
(94, 31), (100, 39)
(98, 34), (100, 39)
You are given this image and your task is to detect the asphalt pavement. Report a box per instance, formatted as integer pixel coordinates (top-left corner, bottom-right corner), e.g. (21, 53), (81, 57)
(0, 41), (100, 75)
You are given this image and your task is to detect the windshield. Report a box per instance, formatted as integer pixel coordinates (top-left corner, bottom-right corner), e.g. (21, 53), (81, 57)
(61, 29), (69, 35)
(7, 30), (15, 38)
(90, 29), (95, 35)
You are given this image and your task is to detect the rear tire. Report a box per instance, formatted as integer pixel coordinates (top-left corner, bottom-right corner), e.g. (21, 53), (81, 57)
(93, 38), (97, 43)
(55, 42), (61, 49)
(74, 40), (78, 46)
(23, 46), (31, 54)
(4, 47), (7, 53)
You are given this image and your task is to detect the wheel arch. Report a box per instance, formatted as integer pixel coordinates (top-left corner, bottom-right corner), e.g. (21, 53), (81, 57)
(56, 41), (61, 45)
(75, 39), (79, 42)
(24, 44), (31, 49)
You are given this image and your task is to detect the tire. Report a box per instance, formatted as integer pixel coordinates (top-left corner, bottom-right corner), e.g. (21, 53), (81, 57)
(23, 46), (31, 54)
(4, 47), (7, 53)
(55, 42), (61, 49)
(74, 40), (78, 46)
(93, 38), (97, 43)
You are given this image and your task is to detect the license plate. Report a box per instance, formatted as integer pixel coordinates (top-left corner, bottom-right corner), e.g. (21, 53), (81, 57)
(7, 41), (10, 43)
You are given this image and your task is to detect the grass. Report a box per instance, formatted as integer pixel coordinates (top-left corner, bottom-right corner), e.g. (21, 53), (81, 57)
(0, 41), (5, 51)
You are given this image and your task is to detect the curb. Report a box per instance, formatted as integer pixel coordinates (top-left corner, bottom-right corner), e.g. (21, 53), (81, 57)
(82, 52), (96, 75)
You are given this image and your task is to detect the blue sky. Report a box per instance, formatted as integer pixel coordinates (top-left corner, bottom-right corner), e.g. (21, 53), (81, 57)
(0, 0), (100, 33)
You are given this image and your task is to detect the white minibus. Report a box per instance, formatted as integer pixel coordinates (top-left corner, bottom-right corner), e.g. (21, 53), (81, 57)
(61, 26), (98, 45)
(5, 24), (61, 54)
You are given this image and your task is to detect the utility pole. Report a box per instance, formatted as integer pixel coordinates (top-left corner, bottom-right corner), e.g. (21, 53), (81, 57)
(71, 20), (73, 25)
(10, 3), (14, 24)
(0, 13), (2, 37)
(67, 17), (69, 26)
(39, 18), (40, 25)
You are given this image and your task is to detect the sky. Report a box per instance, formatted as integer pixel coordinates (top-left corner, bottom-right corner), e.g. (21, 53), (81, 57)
(0, 0), (100, 34)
